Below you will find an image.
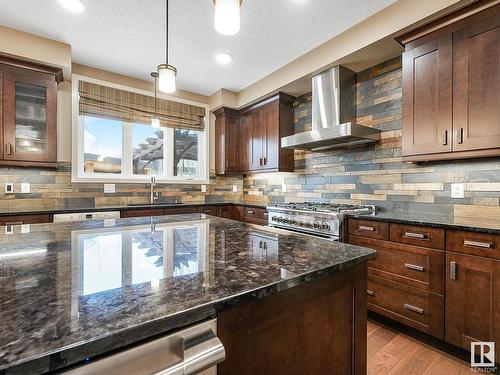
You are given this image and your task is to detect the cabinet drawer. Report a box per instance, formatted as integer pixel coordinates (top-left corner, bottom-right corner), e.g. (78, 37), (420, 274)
(446, 230), (500, 260)
(348, 219), (389, 240)
(367, 275), (444, 339)
(244, 207), (267, 225)
(0, 214), (51, 225)
(164, 207), (198, 215)
(390, 224), (444, 250)
(198, 206), (219, 216)
(121, 209), (164, 218)
(349, 236), (444, 294)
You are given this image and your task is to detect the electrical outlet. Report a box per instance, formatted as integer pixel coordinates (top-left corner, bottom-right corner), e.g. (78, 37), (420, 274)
(20, 224), (31, 234)
(21, 183), (30, 194)
(104, 184), (115, 193)
(282, 183), (287, 193)
(201, 184), (207, 193)
(451, 183), (465, 199)
(4, 183), (14, 194)
(232, 185), (238, 193)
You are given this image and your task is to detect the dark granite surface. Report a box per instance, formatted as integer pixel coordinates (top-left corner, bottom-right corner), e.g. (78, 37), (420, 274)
(348, 211), (500, 235)
(0, 201), (266, 217)
(0, 214), (375, 374)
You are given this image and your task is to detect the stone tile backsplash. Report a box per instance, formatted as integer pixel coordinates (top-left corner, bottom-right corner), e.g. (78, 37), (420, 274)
(243, 57), (500, 217)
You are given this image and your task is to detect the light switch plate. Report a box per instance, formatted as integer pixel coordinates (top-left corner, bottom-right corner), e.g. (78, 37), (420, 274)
(4, 183), (14, 194)
(232, 185), (238, 193)
(282, 183), (287, 193)
(104, 184), (115, 193)
(451, 183), (465, 199)
(21, 183), (30, 194)
(201, 184), (207, 193)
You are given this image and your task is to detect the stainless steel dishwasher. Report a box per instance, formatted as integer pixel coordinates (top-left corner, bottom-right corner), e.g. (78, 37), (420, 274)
(62, 319), (225, 375)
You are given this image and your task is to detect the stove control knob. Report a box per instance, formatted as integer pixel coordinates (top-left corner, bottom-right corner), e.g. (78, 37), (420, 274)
(271, 216), (278, 221)
(322, 223), (331, 231)
(313, 222), (321, 229)
(290, 219), (297, 225)
(283, 218), (290, 224)
(277, 217), (283, 223)
(298, 221), (304, 227)
(305, 222), (313, 228)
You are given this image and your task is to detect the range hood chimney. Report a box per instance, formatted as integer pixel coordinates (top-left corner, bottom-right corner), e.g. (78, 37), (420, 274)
(281, 66), (380, 151)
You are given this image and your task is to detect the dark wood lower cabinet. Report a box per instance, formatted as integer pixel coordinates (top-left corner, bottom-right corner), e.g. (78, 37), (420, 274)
(121, 208), (164, 218)
(0, 214), (51, 225)
(445, 252), (500, 362)
(217, 264), (368, 375)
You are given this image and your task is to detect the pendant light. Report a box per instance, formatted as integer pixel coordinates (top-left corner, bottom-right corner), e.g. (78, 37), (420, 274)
(157, 0), (177, 93)
(214, 0), (242, 36)
(151, 72), (161, 128)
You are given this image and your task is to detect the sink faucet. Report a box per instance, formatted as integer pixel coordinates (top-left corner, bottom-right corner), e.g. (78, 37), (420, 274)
(150, 176), (159, 204)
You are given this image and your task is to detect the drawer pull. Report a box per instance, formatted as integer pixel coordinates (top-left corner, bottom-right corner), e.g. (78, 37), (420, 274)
(441, 130), (448, 145)
(366, 290), (374, 296)
(464, 239), (492, 249)
(247, 210), (255, 215)
(403, 232), (426, 240)
(404, 304), (424, 314)
(263, 212), (268, 217)
(359, 225), (375, 232)
(404, 263), (424, 272)
(450, 261), (457, 280)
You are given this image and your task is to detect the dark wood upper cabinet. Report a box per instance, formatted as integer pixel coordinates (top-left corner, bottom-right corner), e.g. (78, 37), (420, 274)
(399, 2), (500, 162)
(214, 107), (241, 175)
(213, 93), (295, 175)
(0, 59), (61, 168)
(402, 34), (452, 156)
(452, 8), (500, 152)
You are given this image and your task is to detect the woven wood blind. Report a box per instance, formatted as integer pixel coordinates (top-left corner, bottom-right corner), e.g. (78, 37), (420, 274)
(78, 81), (206, 131)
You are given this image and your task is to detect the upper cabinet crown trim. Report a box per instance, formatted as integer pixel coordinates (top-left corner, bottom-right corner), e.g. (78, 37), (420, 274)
(0, 54), (63, 83)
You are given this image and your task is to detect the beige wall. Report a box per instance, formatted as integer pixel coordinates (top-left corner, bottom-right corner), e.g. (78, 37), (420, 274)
(235, 0), (471, 107)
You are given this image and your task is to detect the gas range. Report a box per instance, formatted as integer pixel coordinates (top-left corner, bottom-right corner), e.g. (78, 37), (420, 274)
(266, 202), (375, 241)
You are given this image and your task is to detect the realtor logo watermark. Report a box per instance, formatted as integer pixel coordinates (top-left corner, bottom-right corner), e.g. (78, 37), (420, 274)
(471, 342), (497, 373)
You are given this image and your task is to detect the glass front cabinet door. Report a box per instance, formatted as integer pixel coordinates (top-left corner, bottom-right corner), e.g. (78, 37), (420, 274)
(1, 65), (57, 164)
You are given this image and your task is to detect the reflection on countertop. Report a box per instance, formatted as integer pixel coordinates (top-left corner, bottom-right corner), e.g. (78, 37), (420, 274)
(0, 213), (375, 374)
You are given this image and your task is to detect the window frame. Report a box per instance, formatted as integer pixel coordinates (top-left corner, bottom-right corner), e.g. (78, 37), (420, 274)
(71, 74), (209, 184)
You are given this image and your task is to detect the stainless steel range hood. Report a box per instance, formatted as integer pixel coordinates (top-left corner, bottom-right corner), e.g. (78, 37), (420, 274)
(281, 66), (380, 151)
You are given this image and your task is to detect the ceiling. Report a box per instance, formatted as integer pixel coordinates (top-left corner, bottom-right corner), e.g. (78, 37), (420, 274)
(0, 0), (396, 96)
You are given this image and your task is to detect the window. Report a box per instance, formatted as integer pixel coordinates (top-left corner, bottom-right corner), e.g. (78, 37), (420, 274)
(73, 76), (209, 183)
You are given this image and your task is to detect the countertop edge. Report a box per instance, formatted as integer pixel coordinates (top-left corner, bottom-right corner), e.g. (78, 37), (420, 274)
(2, 252), (375, 375)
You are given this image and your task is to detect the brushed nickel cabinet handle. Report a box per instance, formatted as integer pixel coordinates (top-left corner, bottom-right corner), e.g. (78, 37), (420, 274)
(450, 261), (457, 280)
(259, 240), (263, 248)
(404, 263), (425, 272)
(457, 128), (464, 144)
(403, 232), (426, 239)
(263, 157), (267, 165)
(6, 143), (12, 155)
(442, 130), (448, 145)
(263, 241), (267, 251)
(359, 225), (375, 232)
(366, 290), (374, 296)
(464, 239), (492, 249)
(259, 158), (263, 166)
(247, 210), (255, 215)
(404, 304), (424, 314)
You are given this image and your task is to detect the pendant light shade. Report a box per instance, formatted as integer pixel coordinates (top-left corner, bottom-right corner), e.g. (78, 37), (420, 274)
(214, 0), (241, 36)
(157, 64), (177, 94)
(151, 117), (161, 128)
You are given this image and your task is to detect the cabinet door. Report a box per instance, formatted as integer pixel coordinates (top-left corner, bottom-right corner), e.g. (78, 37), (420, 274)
(239, 115), (251, 171)
(453, 8), (500, 152)
(262, 103), (279, 170)
(215, 112), (240, 174)
(402, 34), (452, 156)
(445, 252), (500, 361)
(2, 66), (57, 162)
(249, 110), (264, 171)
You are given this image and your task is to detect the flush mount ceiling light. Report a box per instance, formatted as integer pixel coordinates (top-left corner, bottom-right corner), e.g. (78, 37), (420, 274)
(215, 52), (233, 65)
(151, 72), (161, 128)
(157, 0), (177, 93)
(214, 0), (242, 36)
(58, 0), (84, 12)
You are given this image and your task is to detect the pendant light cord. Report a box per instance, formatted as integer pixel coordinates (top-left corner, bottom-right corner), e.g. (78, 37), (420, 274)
(165, 0), (169, 65)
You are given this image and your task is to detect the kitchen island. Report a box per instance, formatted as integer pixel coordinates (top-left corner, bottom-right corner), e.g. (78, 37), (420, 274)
(0, 214), (375, 374)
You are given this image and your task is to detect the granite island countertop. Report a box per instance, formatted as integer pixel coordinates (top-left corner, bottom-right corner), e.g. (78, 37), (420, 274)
(348, 211), (500, 235)
(0, 214), (375, 374)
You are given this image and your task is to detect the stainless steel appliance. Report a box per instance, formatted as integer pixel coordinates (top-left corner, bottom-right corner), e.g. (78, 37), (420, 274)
(281, 66), (381, 151)
(267, 202), (375, 241)
(62, 319), (224, 375)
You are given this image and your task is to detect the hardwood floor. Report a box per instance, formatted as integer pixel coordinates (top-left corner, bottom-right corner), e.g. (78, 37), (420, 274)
(367, 320), (471, 374)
